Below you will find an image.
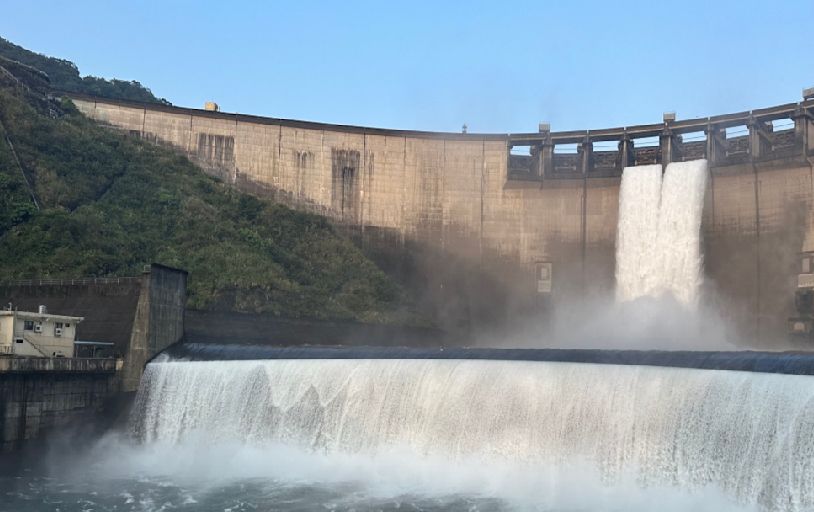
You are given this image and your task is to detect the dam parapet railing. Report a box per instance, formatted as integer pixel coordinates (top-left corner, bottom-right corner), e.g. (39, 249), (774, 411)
(508, 98), (814, 180)
(63, 91), (814, 181)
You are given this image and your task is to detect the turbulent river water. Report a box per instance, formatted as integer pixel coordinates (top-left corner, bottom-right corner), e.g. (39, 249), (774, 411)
(3, 357), (813, 512)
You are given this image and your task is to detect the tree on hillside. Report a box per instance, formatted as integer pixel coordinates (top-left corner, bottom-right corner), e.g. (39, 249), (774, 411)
(0, 37), (170, 104)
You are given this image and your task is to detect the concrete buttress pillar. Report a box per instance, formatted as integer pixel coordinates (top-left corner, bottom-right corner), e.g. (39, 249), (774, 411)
(707, 125), (726, 166)
(660, 127), (677, 165)
(618, 134), (633, 169)
(580, 135), (592, 175)
(748, 116), (771, 160)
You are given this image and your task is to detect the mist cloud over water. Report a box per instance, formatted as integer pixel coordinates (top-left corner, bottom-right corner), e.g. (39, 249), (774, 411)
(79, 358), (812, 511)
(535, 294), (736, 350)
(496, 159), (748, 351)
(35, 434), (752, 512)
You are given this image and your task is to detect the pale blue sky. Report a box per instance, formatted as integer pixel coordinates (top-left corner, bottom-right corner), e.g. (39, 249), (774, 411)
(2, 0), (812, 133)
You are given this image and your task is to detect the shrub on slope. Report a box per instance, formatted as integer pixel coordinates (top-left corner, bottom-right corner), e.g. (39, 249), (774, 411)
(0, 73), (406, 323)
(0, 36), (168, 104)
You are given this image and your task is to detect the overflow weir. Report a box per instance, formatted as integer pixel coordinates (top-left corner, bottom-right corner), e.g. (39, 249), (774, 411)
(166, 343), (814, 376)
(133, 352), (814, 510)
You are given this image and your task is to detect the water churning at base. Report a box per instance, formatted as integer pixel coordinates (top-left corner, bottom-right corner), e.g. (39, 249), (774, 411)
(134, 359), (814, 510)
(615, 159), (708, 306)
(127, 157), (810, 510)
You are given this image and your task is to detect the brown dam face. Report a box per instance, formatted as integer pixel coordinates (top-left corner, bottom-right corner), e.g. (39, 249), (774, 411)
(69, 93), (814, 345)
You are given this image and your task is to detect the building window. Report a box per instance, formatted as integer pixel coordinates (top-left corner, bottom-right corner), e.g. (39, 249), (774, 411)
(65, 323), (71, 328)
(23, 320), (34, 331)
(14, 338), (23, 344)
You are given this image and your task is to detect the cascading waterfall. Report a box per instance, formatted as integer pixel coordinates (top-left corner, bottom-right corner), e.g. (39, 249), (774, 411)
(122, 157), (812, 510)
(133, 358), (814, 510)
(615, 159), (708, 306)
(615, 164), (663, 302)
(656, 160), (709, 306)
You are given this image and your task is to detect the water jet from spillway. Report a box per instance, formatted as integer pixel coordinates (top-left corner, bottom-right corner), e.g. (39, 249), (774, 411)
(616, 160), (708, 307)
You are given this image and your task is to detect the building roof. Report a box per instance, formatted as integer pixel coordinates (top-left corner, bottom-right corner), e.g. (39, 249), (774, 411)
(0, 310), (84, 322)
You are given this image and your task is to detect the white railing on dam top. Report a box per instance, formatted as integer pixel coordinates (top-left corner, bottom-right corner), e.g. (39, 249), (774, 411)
(0, 276), (141, 287)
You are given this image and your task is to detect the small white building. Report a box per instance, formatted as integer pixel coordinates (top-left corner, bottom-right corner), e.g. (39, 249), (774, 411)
(0, 307), (83, 357)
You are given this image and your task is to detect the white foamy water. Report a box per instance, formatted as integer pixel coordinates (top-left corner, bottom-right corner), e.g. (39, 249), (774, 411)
(132, 358), (814, 511)
(615, 164), (664, 302)
(615, 159), (708, 306)
(656, 160), (709, 306)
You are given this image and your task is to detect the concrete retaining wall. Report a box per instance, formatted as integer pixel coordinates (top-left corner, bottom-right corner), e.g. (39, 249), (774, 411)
(123, 264), (187, 390)
(0, 361), (117, 451)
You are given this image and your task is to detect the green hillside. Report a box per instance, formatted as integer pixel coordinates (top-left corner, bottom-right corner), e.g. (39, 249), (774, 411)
(0, 58), (412, 324)
(0, 37), (168, 104)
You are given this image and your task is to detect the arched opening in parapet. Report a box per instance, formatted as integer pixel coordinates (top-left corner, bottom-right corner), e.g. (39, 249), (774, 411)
(507, 143), (540, 180)
(725, 125), (750, 158)
(552, 143), (580, 176)
(770, 118), (797, 152)
(632, 136), (660, 166)
(676, 131), (707, 162)
(590, 140), (623, 176)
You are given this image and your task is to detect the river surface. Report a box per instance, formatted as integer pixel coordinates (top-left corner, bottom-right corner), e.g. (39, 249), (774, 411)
(0, 472), (506, 511)
(0, 450), (751, 512)
(0, 432), (755, 512)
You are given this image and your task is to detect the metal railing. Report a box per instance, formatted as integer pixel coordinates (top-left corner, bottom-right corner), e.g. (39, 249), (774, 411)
(0, 276), (141, 287)
(0, 356), (119, 373)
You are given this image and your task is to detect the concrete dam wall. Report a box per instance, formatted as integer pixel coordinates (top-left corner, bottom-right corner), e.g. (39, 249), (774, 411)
(69, 94), (814, 343)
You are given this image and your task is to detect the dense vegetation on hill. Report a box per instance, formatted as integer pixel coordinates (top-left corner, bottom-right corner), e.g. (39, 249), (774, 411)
(0, 59), (410, 323)
(0, 37), (169, 104)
